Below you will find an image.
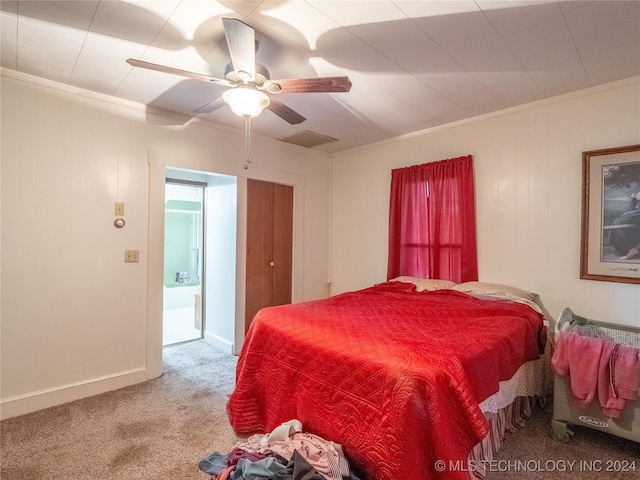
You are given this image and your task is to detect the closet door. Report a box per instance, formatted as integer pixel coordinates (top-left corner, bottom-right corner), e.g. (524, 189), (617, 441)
(245, 179), (293, 332)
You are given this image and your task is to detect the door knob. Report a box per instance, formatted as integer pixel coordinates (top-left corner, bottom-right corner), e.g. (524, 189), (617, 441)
(269, 261), (275, 267)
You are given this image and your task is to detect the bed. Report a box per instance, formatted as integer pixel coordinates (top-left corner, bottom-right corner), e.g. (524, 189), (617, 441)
(227, 279), (551, 480)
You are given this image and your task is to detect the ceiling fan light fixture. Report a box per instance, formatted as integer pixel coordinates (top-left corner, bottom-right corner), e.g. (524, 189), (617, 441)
(222, 86), (270, 118)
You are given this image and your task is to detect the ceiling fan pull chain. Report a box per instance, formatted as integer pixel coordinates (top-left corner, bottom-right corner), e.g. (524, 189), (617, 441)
(244, 116), (252, 169)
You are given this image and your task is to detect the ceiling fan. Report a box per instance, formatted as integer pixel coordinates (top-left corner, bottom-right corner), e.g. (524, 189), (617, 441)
(126, 18), (352, 125)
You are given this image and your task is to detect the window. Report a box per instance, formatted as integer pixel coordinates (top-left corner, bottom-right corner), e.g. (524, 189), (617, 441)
(387, 155), (478, 283)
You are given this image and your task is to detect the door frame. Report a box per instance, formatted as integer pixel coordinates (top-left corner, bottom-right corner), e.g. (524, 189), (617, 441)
(163, 178), (207, 345)
(147, 149), (306, 378)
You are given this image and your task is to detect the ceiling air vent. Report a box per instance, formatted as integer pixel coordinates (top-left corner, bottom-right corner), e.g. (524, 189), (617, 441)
(278, 130), (338, 149)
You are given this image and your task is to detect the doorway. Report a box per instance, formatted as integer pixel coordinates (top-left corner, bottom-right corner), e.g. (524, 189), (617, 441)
(163, 180), (205, 346)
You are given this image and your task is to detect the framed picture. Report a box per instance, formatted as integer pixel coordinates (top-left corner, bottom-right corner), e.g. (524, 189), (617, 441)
(580, 144), (640, 284)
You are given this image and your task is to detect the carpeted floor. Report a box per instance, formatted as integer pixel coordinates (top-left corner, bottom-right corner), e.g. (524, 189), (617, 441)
(1, 340), (240, 480)
(1, 340), (638, 479)
(488, 400), (639, 479)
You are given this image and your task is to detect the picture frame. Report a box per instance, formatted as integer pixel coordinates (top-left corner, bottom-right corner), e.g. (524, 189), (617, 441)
(580, 144), (640, 284)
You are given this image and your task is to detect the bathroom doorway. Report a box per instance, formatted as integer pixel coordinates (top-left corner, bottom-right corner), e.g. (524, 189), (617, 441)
(163, 180), (205, 346)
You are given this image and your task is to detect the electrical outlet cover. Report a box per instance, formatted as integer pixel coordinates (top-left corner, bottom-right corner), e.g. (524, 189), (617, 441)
(124, 250), (139, 263)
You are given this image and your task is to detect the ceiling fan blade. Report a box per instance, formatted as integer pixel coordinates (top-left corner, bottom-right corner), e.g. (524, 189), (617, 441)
(268, 77), (352, 93)
(126, 58), (232, 86)
(193, 97), (225, 114)
(222, 18), (256, 82)
(267, 97), (306, 125)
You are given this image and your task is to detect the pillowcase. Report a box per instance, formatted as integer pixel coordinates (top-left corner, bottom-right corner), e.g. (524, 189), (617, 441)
(451, 281), (538, 302)
(389, 276), (456, 292)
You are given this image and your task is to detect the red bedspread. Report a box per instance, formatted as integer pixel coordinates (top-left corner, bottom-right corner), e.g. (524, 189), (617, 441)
(227, 282), (545, 480)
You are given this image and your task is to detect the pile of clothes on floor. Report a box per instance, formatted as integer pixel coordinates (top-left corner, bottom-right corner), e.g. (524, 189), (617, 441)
(199, 420), (362, 480)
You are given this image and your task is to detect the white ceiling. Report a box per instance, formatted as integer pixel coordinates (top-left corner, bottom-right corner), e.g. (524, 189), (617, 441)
(2, 1), (639, 153)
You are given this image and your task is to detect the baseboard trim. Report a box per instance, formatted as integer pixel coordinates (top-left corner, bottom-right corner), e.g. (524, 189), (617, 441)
(0, 367), (151, 420)
(204, 331), (235, 355)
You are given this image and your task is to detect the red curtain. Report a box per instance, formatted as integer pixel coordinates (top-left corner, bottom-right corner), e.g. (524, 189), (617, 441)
(387, 155), (478, 283)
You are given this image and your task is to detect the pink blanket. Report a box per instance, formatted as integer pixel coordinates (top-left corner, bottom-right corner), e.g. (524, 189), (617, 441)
(552, 330), (639, 418)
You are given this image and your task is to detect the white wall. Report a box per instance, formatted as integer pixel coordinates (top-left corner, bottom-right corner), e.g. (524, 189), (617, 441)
(330, 77), (640, 328)
(204, 176), (238, 352)
(0, 70), (331, 418)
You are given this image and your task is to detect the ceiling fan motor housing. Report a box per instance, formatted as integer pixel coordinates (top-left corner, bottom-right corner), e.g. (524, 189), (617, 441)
(224, 61), (270, 86)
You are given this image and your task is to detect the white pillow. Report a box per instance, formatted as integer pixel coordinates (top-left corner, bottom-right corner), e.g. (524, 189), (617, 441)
(389, 276), (456, 292)
(451, 281), (538, 302)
